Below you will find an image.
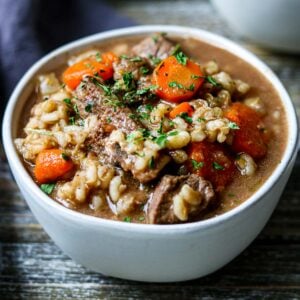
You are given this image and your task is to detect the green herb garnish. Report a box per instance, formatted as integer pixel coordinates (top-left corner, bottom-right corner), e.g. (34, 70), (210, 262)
(206, 76), (220, 87)
(61, 153), (70, 161)
(123, 72), (134, 90)
(130, 56), (143, 62)
(155, 131), (178, 147)
(213, 162), (225, 170)
(148, 54), (161, 66)
(191, 159), (204, 170)
(152, 35), (159, 43)
(180, 112), (193, 124)
(95, 52), (102, 62)
(170, 44), (181, 56)
(123, 216), (132, 222)
(92, 78), (112, 96)
(138, 216), (145, 221)
(140, 66), (150, 75)
(69, 116), (75, 125)
(228, 121), (240, 130)
(40, 183), (55, 195)
(120, 54), (129, 59)
(197, 117), (206, 122)
(175, 51), (188, 65)
(191, 74), (201, 79)
(188, 83), (195, 91)
(168, 81), (184, 89)
(63, 98), (72, 106)
(85, 103), (93, 113)
(149, 156), (155, 169)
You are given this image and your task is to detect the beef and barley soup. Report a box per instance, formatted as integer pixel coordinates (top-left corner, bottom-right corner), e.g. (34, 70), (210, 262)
(15, 33), (287, 224)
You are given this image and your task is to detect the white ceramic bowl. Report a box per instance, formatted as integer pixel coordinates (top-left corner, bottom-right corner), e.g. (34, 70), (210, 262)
(211, 0), (300, 53)
(2, 25), (299, 282)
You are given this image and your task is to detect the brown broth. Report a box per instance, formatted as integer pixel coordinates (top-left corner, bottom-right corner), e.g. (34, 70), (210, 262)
(20, 35), (287, 223)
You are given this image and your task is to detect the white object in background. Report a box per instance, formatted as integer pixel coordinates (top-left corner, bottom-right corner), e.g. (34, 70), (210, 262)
(211, 0), (300, 53)
(2, 25), (299, 282)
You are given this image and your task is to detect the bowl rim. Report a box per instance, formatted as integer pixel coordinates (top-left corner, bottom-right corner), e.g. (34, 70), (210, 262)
(2, 25), (299, 234)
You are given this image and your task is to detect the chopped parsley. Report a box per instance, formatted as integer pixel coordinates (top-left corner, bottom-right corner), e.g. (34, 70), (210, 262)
(180, 112), (193, 124)
(106, 117), (112, 123)
(187, 83), (195, 91)
(134, 152), (145, 158)
(73, 104), (80, 115)
(175, 51), (188, 65)
(191, 159), (204, 170)
(152, 35), (159, 43)
(85, 103), (93, 113)
(148, 54), (161, 66)
(168, 81), (184, 89)
(197, 117), (206, 122)
(149, 156), (155, 169)
(92, 78), (112, 96)
(123, 216), (132, 222)
(140, 66), (150, 75)
(95, 52), (102, 62)
(63, 98), (72, 106)
(138, 128), (151, 139)
(40, 183), (55, 195)
(136, 85), (157, 96)
(138, 216), (145, 221)
(170, 44), (181, 56)
(228, 121), (240, 130)
(129, 113), (138, 120)
(155, 131), (178, 147)
(205, 76), (220, 87)
(69, 116), (75, 125)
(130, 56), (143, 62)
(123, 72), (135, 90)
(120, 54), (129, 59)
(212, 162), (225, 170)
(191, 75), (220, 87)
(191, 74), (201, 79)
(61, 153), (70, 161)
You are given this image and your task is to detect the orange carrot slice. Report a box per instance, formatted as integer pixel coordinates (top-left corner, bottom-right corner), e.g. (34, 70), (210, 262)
(224, 103), (267, 158)
(62, 52), (118, 90)
(187, 141), (236, 191)
(34, 149), (74, 184)
(152, 56), (204, 103)
(169, 102), (194, 119)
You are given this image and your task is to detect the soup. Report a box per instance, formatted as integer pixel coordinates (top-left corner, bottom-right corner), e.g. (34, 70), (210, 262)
(15, 33), (287, 224)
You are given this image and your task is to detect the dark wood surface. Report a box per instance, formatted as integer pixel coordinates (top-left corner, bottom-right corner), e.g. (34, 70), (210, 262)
(1, 1), (300, 299)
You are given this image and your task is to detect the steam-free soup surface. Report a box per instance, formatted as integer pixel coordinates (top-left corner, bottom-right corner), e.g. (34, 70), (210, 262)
(16, 33), (287, 224)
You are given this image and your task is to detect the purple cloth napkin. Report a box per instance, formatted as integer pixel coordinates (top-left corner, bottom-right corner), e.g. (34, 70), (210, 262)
(0, 0), (135, 118)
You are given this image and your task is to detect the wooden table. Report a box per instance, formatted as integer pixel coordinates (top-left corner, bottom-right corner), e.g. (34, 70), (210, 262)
(1, 1), (300, 298)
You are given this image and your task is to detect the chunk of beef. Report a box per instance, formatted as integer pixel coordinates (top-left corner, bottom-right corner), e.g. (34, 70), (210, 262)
(113, 56), (148, 81)
(147, 174), (215, 224)
(132, 34), (176, 67)
(107, 143), (170, 183)
(112, 57), (156, 105)
(75, 77), (170, 183)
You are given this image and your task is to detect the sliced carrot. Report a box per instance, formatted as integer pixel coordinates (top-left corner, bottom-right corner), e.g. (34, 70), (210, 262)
(187, 141), (236, 191)
(224, 103), (267, 158)
(169, 102), (194, 119)
(62, 52), (118, 89)
(152, 56), (204, 103)
(34, 149), (74, 184)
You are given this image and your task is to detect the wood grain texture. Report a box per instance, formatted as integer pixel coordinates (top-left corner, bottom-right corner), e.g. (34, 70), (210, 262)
(1, 1), (300, 299)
